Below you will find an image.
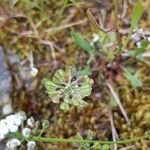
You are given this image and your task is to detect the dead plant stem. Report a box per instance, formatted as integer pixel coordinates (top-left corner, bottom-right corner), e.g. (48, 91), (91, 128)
(114, 0), (122, 50)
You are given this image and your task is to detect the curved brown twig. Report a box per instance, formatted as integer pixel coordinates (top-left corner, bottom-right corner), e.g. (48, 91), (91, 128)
(87, 8), (115, 33)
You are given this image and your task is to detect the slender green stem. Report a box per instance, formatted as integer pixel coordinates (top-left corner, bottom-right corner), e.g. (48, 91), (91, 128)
(12, 132), (149, 145)
(8, 131), (150, 146)
(29, 135), (149, 145)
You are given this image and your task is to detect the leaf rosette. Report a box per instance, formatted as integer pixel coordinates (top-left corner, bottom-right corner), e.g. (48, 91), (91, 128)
(42, 67), (93, 111)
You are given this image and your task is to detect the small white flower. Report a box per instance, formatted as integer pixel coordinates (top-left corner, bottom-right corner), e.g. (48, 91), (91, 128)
(6, 115), (16, 125)
(30, 67), (38, 77)
(14, 116), (22, 126)
(133, 28), (143, 34)
(27, 141), (36, 150)
(27, 117), (35, 127)
(5, 114), (21, 132)
(0, 125), (9, 135)
(6, 138), (21, 150)
(0, 119), (7, 126)
(15, 111), (27, 122)
(22, 128), (31, 137)
(138, 28), (143, 34)
(2, 103), (13, 115)
(148, 36), (150, 42)
(93, 33), (100, 42)
(131, 33), (141, 42)
(0, 119), (9, 138)
(8, 124), (18, 133)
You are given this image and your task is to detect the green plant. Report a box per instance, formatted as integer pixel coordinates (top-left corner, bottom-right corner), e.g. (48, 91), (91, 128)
(71, 31), (94, 55)
(1, 0), (150, 149)
(122, 67), (142, 88)
(8, 0), (48, 21)
(123, 1), (144, 48)
(71, 30), (117, 64)
(128, 40), (149, 60)
(42, 66), (93, 111)
(2, 111), (148, 150)
(74, 131), (102, 150)
(131, 1), (143, 30)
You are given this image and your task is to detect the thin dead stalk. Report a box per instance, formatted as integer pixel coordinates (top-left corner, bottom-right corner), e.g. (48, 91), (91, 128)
(114, 0), (122, 49)
(120, 0), (127, 19)
(108, 109), (119, 150)
(44, 19), (87, 33)
(106, 82), (130, 125)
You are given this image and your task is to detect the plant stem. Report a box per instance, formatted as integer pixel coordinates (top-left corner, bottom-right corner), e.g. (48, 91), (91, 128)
(114, 0), (122, 50)
(108, 109), (118, 150)
(106, 82), (130, 124)
(28, 135), (149, 145)
(11, 132), (149, 145)
(54, 0), (69, 26)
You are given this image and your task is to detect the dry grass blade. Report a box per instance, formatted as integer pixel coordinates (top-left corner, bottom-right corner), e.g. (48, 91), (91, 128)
(87, 8), (114, 33)
(44, 19), (87, 33)
(106, 82), (130, 125)
(108, 109), (118, 150)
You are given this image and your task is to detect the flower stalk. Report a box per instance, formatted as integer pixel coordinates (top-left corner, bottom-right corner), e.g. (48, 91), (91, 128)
(13, 133), (149, 145)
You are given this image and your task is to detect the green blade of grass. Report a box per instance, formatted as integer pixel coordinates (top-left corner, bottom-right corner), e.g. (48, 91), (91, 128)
(131, 1), (143, 29)
(71, 31), (94, 54)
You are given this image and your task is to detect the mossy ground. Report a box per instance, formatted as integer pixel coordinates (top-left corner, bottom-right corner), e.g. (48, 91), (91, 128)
(0, 0), (150, 149)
